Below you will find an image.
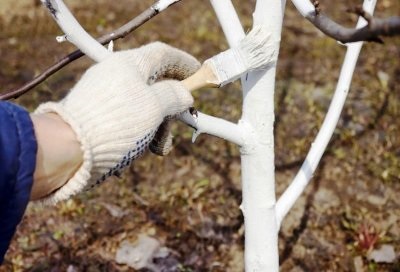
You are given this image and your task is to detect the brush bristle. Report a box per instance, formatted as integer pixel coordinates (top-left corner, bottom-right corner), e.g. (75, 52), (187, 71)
(238, 25), (275, 71)
(205, 25), (275, 86)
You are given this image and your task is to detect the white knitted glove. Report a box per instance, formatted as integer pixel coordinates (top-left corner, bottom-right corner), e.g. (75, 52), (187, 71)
(35, 42), (200, 204)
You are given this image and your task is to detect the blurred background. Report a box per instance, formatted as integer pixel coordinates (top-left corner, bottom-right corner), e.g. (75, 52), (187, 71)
(0, 0), (399, 271)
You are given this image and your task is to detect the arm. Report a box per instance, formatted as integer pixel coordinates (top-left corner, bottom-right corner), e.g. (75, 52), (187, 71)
(30, 113), (83, 200)
(0, 42), (199, 263)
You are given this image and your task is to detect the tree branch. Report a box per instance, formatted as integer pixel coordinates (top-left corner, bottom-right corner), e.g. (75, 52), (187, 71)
(178, 110), (246, 147)
(0, 0), (182, 100)
(310, 12), (400, 43)
(42, 0), (111, 62)
(276, 0), (378, 225)
(306, 1), (400, 43)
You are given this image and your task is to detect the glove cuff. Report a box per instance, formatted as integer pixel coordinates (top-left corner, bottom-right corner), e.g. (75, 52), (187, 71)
(34, 102), (93, 204)
(35, 100), (158, 204)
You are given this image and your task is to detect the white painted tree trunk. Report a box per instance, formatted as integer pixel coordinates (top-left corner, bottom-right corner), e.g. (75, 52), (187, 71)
(211, 0), (285, 270)
(240, 1), (285, 270)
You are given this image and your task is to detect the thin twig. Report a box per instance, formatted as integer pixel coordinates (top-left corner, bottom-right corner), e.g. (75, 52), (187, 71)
(0, 2), (181, 100)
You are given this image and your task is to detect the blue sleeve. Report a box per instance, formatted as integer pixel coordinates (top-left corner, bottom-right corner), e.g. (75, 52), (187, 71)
(0, 101), (37, 264)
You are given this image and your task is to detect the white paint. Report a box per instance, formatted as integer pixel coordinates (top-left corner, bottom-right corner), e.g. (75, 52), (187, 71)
(275, 0), (378, 225)
(108, 40), (114, 52)
(209, 0), (245, 47)
(210, 0), (285, 272)
(43, 0), (110, 62)
(207, 26), (275, 85)
(208, 0), (248, 107)
(56, 34), (67, 43)
(240, 0), (285, 270)
(290, 0), (316, 17)
(178, 111), (245, 146)
(211, 0), (284, 270)
(208, 0), (253, 118)
(153, 0), (180, 12)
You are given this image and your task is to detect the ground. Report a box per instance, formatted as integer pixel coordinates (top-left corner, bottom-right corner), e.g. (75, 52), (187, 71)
(0, 0), (399, 271)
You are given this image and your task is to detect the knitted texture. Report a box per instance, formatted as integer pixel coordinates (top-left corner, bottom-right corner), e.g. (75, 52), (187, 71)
(35, 42), (200, 204)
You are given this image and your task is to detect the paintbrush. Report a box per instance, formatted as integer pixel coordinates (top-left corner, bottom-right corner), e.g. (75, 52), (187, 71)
(182, 25), (275, 92)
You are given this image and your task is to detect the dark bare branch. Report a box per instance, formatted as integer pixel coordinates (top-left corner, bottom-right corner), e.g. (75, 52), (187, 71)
(305, 3), (400, 44)
(311, 0), (320, 15)
(0, 2), (180, 100)
(348, 6), (373, 24)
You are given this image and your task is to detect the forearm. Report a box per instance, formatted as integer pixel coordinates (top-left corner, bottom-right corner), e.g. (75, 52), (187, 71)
(30, 113), (83, 201)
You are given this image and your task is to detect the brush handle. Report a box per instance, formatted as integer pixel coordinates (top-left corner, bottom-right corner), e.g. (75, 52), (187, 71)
(181, 61), (220, 92)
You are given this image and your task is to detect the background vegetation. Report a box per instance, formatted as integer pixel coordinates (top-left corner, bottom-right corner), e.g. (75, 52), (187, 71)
(0, 0), (399, 271)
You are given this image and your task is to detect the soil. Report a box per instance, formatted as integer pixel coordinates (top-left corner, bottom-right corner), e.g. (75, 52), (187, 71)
(0, 0), (399, 271)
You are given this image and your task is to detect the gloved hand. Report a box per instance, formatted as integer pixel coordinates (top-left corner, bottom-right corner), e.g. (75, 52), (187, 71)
(35, 42), (200, 204)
